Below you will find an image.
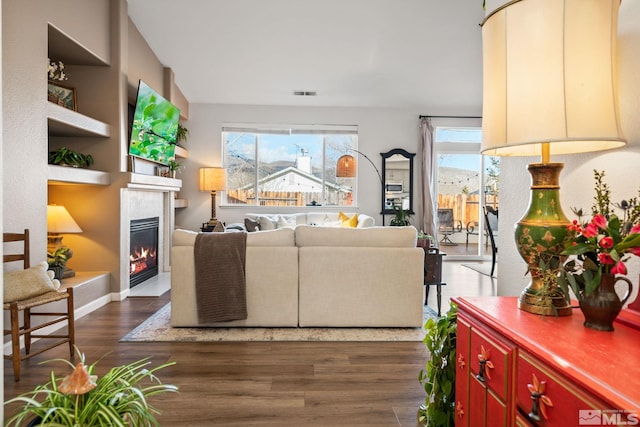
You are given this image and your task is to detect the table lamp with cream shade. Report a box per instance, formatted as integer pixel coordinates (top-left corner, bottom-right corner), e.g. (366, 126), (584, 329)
(481, 0), (626, 315)
(200, 167), (227, 232)
(47, 204), (83, 278)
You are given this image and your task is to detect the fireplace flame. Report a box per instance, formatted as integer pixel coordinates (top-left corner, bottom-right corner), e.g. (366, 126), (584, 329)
(129, 246), (157, 276)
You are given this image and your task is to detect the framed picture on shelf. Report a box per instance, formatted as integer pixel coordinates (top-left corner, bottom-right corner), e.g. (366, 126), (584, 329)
(47, 81), (77, 111)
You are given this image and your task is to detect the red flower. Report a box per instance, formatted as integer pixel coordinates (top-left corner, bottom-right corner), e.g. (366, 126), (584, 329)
(612, 261), (627, 275)
(598, 253), (615, 265)
(630, 247), (640, 257)
(598, 236), (614, 249)
(631, 224), (640, 234)
(592, 214), (608, 230)
(582, 223), (599, 238)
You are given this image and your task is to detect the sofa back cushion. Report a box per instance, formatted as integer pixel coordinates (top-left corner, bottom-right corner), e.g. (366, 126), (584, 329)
(295, 225), (417, 247)
(172, 228), (295, 247)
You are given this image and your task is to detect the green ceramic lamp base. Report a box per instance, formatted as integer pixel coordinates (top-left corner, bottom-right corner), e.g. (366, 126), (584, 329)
(515, 162), (572, 317)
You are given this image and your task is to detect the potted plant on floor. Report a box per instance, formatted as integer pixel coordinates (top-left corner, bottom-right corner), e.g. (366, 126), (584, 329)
(418, 302), (457, 427)
(4, 347), (177, 426)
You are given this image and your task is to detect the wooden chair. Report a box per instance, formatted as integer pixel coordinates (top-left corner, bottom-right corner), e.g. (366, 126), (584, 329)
(484, 207), (499, 277)
(3, 229), (75, 381)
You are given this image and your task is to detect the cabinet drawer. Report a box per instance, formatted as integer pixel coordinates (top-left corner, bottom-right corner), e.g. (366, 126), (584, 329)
(516, 351), (613, 426)
(469, 326), (514, 401)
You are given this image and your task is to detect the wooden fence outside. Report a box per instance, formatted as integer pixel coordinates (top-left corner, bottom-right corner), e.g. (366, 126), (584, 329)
(226, 189), (498, 224)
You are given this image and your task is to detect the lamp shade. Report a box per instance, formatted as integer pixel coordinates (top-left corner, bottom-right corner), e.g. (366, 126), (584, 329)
(47, 205), (82, 233)
(336, 154), (356, 178)
(199, 167), (226, 191)
(481, 0), (626, 157)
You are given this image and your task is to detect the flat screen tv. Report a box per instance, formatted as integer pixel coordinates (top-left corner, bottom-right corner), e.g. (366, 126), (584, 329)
(128, 80), (180, 166)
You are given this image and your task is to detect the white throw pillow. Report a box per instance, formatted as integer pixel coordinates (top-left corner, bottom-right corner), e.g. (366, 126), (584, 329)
(276, 215), (297, 228)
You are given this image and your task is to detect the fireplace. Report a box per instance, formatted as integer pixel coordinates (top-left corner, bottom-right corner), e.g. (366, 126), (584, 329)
(129, 217), (159, 288)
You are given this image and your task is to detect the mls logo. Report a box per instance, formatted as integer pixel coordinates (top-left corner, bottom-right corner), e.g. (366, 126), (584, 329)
(579, 410), (602, 425)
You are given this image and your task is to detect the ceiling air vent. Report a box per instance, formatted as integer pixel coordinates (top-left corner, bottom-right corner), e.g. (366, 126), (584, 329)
(293, 90), (317, 96)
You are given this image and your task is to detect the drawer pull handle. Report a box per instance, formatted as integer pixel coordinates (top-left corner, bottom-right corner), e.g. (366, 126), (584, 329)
(527, 373), (554, 421)
(457, 354), (466, 370)
(476, 345), (494, 382)
(456, 401), (465, 419)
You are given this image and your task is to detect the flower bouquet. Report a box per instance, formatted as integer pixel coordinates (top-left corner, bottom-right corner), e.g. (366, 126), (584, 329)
(556, 170), (639, 331)
(558, 170), (640, 299)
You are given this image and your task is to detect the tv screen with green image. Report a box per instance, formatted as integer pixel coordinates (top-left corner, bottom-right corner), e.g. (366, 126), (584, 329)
(128, 80), (180, 166)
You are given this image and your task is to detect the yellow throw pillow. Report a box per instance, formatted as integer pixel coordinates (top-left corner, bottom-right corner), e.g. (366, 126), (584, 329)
(341, 213), (359, 228)
(3, 261), (61, 303)
(338, 211), (349, 222)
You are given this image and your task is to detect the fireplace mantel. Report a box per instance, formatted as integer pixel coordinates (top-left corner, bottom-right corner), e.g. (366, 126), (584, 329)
(125, 172), (182, 191)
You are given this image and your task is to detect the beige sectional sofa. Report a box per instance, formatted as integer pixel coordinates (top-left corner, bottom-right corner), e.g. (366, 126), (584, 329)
(170, 225), (425, 328)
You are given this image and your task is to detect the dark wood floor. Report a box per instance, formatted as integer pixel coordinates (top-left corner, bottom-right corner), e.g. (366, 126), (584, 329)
(3, 291), (428, 426)
(3, 262), (495, 425)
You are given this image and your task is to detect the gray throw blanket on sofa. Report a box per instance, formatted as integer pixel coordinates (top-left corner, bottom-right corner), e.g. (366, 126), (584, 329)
(194, 231), (248, 323)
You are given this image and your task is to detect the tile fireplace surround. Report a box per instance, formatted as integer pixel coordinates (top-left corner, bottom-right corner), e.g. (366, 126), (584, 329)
(118, 175), (179, 299)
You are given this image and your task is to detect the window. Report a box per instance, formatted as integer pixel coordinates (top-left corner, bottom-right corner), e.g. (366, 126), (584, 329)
(434, 126), (500, 257)
(222, 125), (358, 207)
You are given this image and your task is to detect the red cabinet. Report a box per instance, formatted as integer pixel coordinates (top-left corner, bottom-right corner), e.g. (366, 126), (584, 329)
(454, 297), (640, 427)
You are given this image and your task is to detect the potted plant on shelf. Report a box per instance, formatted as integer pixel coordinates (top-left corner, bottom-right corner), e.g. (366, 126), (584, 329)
(176, 122), (189, 147)
(417, 230), (434, 248)
(389, 203), (411, 226)
(48, 147), (94, 169)
(418, 301), (457, 427)
(4, 347), (177, 426)
(47, 247), (70, 280)
(167, 158), (181, 178)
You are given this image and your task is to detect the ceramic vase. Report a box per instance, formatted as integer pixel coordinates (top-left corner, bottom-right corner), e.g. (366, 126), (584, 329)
(579, 273), (633, 331)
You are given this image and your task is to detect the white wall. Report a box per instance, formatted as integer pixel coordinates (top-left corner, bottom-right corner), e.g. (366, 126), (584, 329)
(497, 1), (640, 305)
(175, 104), (425, 230)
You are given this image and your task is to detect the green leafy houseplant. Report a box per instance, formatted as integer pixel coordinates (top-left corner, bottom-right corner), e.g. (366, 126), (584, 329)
(418, 302), (457, 427)
(389, 203), (411, 226)
(48, 147), (94, 168)
(47, 247), (70, 280)
(176, 122), (189, 146)
(4, 348), (177, 426)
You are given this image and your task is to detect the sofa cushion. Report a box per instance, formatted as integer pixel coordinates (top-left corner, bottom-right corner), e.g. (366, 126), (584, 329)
(295, 225), (418, 247)
(173, 228), (295, 247)
(247, 227), (295, 247)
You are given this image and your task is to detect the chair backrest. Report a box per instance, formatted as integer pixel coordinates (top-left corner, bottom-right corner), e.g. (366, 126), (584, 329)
(484, 207), (498, 249)
(437, 208), (454, 228)
(3, 229), (30, 269)
(485, 207), (498, 234)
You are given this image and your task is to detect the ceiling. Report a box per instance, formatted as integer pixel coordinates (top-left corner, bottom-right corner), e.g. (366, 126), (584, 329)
(127, 0), (485, 110)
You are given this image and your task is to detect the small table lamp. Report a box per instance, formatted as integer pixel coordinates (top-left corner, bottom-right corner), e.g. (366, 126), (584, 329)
(200, 167), (227, 232)
(47, 204), (83, 278)
(481, 0), (626, 315)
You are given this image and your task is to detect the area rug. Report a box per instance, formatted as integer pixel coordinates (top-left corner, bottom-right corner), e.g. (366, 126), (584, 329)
(120, 304), (440, 342)
(462, 262), (497, 278)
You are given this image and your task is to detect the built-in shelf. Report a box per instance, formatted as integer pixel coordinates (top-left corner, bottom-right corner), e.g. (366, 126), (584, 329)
(47, 102), (110, 137)
(47, 165), (111, 185)
(48, 24), (109, 66)
(175, 198), (188, 208)
(174, 146), (189, 159)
